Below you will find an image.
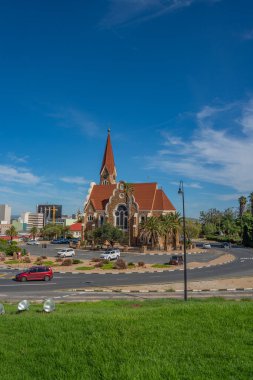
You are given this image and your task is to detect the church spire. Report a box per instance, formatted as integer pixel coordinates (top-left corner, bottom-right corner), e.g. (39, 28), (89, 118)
(100, 129), (117, 185)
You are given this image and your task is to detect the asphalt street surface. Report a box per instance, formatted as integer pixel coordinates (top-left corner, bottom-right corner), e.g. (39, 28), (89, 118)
(0, 246), (253, 301)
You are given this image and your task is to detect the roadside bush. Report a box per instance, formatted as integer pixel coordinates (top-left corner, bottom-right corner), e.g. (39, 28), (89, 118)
(113, 259), (127, 270)
(128, 262), (135, 268)
(22, 256), (31, 263)
(41, 256), (47, 260)
(61, 259), (73, 266)
(72, 259), (83, 264)
(91, 258), (101, 262)
(56, 257), (63, 263)
(95, 261), (104, 268)
(36, 260), (43, 265)
(138, 261), (145, 267)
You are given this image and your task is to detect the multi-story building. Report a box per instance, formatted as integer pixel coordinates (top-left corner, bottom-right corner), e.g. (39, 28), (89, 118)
(0, 204), (11, 224)
(21, 212), (44, 231)
(37, 204), (62, 223)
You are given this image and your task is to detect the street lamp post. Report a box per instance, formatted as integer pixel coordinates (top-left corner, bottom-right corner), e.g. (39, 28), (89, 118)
(178, 181), (187, 301)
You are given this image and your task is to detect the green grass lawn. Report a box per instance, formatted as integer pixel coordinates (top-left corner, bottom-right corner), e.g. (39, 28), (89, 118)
(0, 299), (253, 380)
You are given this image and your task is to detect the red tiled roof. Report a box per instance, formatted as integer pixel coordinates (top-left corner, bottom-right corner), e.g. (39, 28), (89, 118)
(88, 184), (117, 210)
(153, 189), (176, 211)
(100, 131), (116, 175)
(86, 183), (175, 212)
(69, 223), (82, 231)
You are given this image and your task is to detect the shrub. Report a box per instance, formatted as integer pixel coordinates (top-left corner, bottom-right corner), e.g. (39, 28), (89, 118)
(36, 260), (43, 265)
(95, 261), (104, 268)
(128, 262), (135, 268)
(56, 257), (63, 262)
(61, 259), (73, 266)
(113, 259), (127, 270)
(41, 256), (47, 260)
(72, 259), (83, 264)
(22, 256), (31, 263)
(91, 258), (101, 262)
(138, 261), (145, 267)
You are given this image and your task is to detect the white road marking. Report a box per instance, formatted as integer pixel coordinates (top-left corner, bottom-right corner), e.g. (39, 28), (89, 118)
(0, 282), (57, 287)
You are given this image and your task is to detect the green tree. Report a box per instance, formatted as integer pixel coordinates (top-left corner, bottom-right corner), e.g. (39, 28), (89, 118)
(249, 192), (253, 216)
(30, 226), (38, 240)
(139, 216), (161, 248)
(238, 196), (247, 218)
(93, 223), (123, 247)
(159, 213), (174, 249)
(5, 226), (17, 241)
(185, 219), (201, 244)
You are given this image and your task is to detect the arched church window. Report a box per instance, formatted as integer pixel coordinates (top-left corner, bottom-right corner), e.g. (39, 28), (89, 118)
(115, 205), (128, 230)
(88, 215), (93, 222)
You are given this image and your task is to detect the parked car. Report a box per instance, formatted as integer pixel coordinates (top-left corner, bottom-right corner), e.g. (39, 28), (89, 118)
(51, 239), (62, 244)
(100, 249), (120, 261)
(27, 240), (40, 245)
(169, 255), (183, 265)
(202, 243), (211, 249)
(57, 248), (75, 258)
(15, 266), (53, 282)
(221, 242), (230, 248)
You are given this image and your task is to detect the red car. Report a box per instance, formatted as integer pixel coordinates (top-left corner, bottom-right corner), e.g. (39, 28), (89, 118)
(15, 266), (53, 282)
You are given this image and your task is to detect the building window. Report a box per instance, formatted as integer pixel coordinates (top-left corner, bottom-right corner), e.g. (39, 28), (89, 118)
(140, 215), (146, 223)
(115, 205), (128, 230)
(119, 183), (124, 190)
(102, 180), (109, 185)
(100, 215), (104, 226)
(88, 215), (93, 222)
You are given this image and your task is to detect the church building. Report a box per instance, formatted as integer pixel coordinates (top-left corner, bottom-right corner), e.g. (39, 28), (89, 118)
(83, 130), (176, 246)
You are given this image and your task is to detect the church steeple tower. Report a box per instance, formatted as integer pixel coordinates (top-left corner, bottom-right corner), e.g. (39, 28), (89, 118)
(100, 129), (117, 185)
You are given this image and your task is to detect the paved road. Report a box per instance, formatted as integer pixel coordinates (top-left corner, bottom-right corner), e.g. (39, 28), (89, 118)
(0, 247), (253, 301)
(24, 244), (221, 263)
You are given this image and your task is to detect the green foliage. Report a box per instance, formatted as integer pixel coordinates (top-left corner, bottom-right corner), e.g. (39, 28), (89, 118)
(5, 226), (17, 240)
(0, 300), (253, 380)
(185, 219), (201, 242)
(93, 223), (124, 246)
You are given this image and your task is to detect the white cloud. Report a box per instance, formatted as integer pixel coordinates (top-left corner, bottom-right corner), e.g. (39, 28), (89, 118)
(171, 181), (202, 189)
(48, 108), (100, 137)
(60, 177), (91, 185)
(0, 165), (40, 185)
(100, 0), (219, 28)
(147, 98), (253, 193)
(7, 153), (29, 163)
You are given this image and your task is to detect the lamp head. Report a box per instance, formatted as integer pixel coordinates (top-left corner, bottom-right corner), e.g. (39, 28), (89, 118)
(178, 181), (184, 195)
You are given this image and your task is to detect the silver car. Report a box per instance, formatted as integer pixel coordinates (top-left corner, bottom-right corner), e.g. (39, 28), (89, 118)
(57, 248), (75, 258)
(100, 249), (120, 261)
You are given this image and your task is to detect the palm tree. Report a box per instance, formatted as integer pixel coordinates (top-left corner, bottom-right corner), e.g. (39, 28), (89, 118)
(169, 212), (182, 249)
(30, 226), (38, 240)
(238, 196), (247, 218)
(123, 182), (134, 247)
(159, 213), (174, 250)
(139, 216), (161, 248)
(5, 226), (17, 241)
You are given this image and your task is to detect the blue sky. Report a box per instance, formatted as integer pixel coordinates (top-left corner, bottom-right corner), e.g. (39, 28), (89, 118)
(0, 0), (253, 218)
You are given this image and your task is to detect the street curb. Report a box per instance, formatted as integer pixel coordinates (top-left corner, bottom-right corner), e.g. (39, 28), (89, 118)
(66, 287), (253, 294)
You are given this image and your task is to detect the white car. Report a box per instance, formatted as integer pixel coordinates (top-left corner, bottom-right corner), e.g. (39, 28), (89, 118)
(27, 240), (40, 245)
(100, 249), (120, 261)
(57, 248), (75, 258)
(202, 243), (211, 249)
